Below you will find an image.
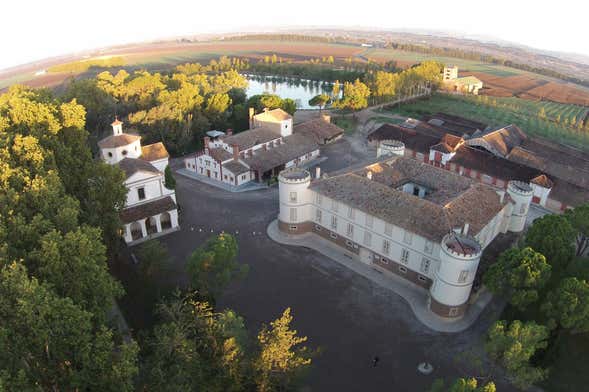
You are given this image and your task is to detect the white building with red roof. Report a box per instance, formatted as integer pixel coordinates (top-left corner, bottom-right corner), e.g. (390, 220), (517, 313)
(98, 119), (179, 244)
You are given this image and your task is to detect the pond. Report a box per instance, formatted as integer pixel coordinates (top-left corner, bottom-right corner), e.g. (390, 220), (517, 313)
(244, 74), (338, 109)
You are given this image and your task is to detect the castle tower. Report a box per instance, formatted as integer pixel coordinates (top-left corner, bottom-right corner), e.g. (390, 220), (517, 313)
(506, 180), (533, 232)
(278, 168), (312, 234)
(377, 140), (405, 158)
(430, 232), (482, 318)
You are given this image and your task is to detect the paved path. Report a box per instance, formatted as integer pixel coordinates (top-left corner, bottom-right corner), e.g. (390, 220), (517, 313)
(267, 220), (494, 333)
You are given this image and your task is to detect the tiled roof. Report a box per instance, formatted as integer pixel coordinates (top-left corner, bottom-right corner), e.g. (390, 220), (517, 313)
(531, 174), (553, 188)
(254, 108), (292, 122)
(454, 76), (483, 86)
(310, 157), (505, 241)
(223, 160), (250, 175)
(244, 134), (318, 173)
(368, 124), (439, 154)
(222, 127), (280, 151)
(208, 147), (233, 162)
(141, 142), (169, 162)
(118, 158), (161, 179)
(120, 196), (176, 223)
(466, 124), (527, 157)
(293, 118), (344, 143)
(423, 113), (487, 136)
(98, 133), (140, 149)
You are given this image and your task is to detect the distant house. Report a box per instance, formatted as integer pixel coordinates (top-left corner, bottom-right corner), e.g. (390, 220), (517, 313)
(442, 66), (483, 95)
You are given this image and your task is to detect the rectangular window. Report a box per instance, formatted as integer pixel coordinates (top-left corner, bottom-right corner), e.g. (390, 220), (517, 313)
(458, 270), (469, 283)
(399, 266), (407, 274)
(420, 258), (431, 274)
(331, 199), (339, 212)
(363, 231), (372, 246)
(400, 249), (410, 264)
(347, 207), (355, 219)
(290, 208), (297, 221)
(289, 192), (297, 202)
(365, 214), (373, 228)
(382, 240), (391, 255)
(316, 193), (323, 205)
(384, 223), (393, 237)
(315, 209), (322, 223)
(347, 223), (354, 237)
(137, 187), (146, 200)
(403, 230), (413, 245)
(424, 240), (434, 254)
(331, 216), (337, 230)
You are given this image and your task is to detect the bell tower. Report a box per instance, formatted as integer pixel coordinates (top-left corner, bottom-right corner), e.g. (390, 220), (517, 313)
(112, 116), (123, 135)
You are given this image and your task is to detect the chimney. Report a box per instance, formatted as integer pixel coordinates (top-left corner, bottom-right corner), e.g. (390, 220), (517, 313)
(463, 222), (470, 236)
(226, 129), (233, 136)
(367, 171), (372, 180)
(248, 107), (255, 129)
(203, 136), (211, 154)
(232, 144), (240, 161)
(315, 167), (321, 178)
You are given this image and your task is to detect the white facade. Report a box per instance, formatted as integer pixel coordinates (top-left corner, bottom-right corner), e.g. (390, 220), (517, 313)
(98, 119), (180, 244)
(277, 164), (532, 319)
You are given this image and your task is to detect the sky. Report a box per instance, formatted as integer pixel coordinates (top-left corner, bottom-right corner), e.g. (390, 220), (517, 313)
(1, 0), (588, 70)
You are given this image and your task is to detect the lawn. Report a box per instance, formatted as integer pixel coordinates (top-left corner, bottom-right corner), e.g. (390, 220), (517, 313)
(387, 93), (589, 150)
(332, 116), (358, 135)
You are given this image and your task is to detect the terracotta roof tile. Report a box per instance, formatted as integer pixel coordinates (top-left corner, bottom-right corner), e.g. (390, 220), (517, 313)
(141, 142), (169, 162)
(293, 118), (344, 144)
(98, 134), (141, 149)
(222, 127), (280, 151)
(118, 158), (160, 179)
(120, 196), (176, 223)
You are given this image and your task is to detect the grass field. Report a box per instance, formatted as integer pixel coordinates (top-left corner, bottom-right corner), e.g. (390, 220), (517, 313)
(384, 93), (589, 150)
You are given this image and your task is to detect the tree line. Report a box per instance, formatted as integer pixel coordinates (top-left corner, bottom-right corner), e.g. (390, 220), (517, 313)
(0, 84), (314, 390)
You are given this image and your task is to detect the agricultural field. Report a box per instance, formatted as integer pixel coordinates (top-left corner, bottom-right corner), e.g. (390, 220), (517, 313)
(385, 93), (589, 150)
(366, 47), (589, 106)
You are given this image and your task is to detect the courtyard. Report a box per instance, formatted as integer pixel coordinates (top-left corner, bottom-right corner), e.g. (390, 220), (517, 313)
(117, 137), (518, 391)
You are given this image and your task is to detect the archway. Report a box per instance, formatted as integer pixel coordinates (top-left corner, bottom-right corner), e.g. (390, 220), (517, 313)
(160, 212), (172, 230)
(145, 217), (158, 235)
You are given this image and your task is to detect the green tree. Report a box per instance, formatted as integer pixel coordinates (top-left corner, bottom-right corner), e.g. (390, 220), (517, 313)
(143, 292), (249, 392)
(525, 214), (576, 275)
(430, 377), (496, 392)
(485, 320), (549, 389)
(335, 79), (370, 111)
(483, 247), (552, 310)
(164, 164), (176, 189)
(30, 226), (124, 320)
(308, 94), (331, 112)
(186, 233), (249, 299)
(135, 239), (172, 297)
(280, 98), (297, 115)
(565, 203), (589, 256)
(542, 277), (589, 333)
(0, 263), (138, 391)
(254, 308), (313, 392)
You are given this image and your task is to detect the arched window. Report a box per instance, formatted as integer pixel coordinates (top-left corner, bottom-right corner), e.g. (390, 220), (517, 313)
(108, 152), (113, 157)
(122, 150), (128, 156)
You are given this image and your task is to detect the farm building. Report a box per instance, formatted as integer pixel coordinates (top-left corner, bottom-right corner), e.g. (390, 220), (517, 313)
(277, 156), (533, 319)
(368, 115), (589, 212)
(183, 108), (343, 187)
(442, 66), (483, 95)
(98, 119), (179, 244)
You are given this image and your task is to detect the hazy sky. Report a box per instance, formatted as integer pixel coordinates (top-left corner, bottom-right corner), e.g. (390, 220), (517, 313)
(2, 0), (588, 70)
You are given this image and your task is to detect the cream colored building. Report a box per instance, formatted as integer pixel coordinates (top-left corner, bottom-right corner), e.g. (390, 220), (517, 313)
(98, 119), (179, 244)
(277, 154), (532, 319)
(442, 66), (483, 95)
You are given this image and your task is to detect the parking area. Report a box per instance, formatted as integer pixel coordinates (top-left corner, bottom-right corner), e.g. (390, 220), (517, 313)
(157, 136), (515, 391)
